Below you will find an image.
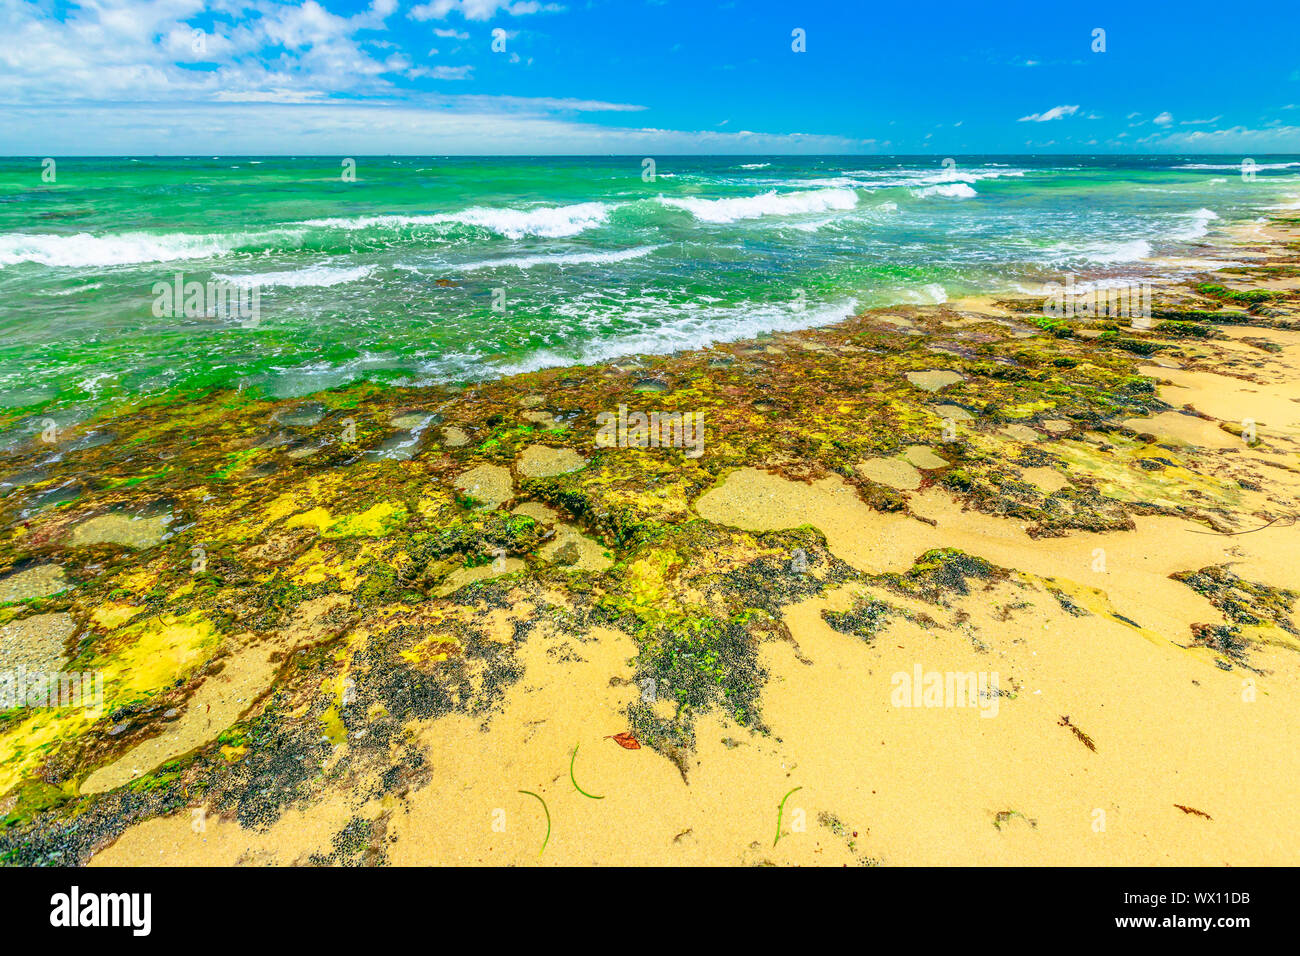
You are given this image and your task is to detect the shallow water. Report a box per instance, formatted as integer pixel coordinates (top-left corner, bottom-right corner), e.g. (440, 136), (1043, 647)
(2, 154), (1298, 422)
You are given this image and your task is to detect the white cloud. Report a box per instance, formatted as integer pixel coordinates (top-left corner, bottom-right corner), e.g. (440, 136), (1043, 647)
(503, 1), (565, 14)
(407, 65), (474, 80)
(1153, 111), (1174, 126)
(1137, 123), (1300, 151)
(409, 0), (452, 17)
(0, 101), (868, 155)
(212, 88), (329, 102)
(0, 0), (409, 103)
(1018, 104), (1079, 122)
(408, 0), (563, 21)
(450, 95), (645, 112)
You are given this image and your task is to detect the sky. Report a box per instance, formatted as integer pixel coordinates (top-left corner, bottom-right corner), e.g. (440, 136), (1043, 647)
(2, 0), (1298, 155)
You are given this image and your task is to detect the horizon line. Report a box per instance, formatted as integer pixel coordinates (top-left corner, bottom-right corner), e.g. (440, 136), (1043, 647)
(4, 152), (1297, 159)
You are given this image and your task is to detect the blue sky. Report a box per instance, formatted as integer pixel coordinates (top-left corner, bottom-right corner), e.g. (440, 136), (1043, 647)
(2, 0), (1298, 154)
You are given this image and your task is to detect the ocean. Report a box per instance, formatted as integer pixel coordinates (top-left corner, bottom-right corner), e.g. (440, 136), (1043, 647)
(2, 154), (1298, 432)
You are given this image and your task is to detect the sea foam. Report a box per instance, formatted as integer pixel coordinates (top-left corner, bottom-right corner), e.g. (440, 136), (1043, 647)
(302, 201), (613, 239)
(488, 297), (860, 377)
(1171, 207), (1220, 240)
(214, 264), (376, 289)
(910, 183), (978, 199)
(1056, 238), (1155, 265)
(1173, 162), (1300, 170)
(444, 245), (664, 272)
(658, 188), (858, 223)
(0, 230), (291, 268)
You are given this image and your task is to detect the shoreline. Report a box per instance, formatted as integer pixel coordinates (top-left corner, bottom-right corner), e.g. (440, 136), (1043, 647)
(2, 214), (1299, 866)
(0, 171), (1284, 426)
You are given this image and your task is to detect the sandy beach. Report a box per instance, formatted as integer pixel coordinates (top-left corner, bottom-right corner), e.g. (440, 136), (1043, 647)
(3, 215), (1299, 867)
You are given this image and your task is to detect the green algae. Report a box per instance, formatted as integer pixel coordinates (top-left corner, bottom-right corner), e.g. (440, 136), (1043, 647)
(1173, 565), (1299, 634)
(1195, 283), (1291, 306)
(307, 814), (391, 867)
(821, 598), (896, 643)
(1, 222), (1298, 862)
(1048, 432), (1241, 518)
(1155, 320), (1219, 338)
(870, 549), (1008, 606)
(1172, 565), (1300, 668)
(2, 779), (70, 830)
(993, 809), (1037, 831)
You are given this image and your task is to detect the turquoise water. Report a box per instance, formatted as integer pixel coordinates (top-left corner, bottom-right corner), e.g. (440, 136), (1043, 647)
(1, 154), (1298, 431)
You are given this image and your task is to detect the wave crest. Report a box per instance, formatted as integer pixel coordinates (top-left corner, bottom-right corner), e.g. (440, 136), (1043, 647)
(214, 264), (376, 289)
(302, 201), (613, 239)
(658, 187), (858, 223)
(911, 183), (978, 199)
(0, 229), (295, 269)
(440, 245), (664, 273)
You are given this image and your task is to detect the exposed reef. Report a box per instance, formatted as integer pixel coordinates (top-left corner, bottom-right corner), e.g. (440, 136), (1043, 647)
(2, 217), (1300, 866)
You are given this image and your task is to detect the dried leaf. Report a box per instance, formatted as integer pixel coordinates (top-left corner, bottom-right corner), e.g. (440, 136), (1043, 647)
(605, 732), (640, 750)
